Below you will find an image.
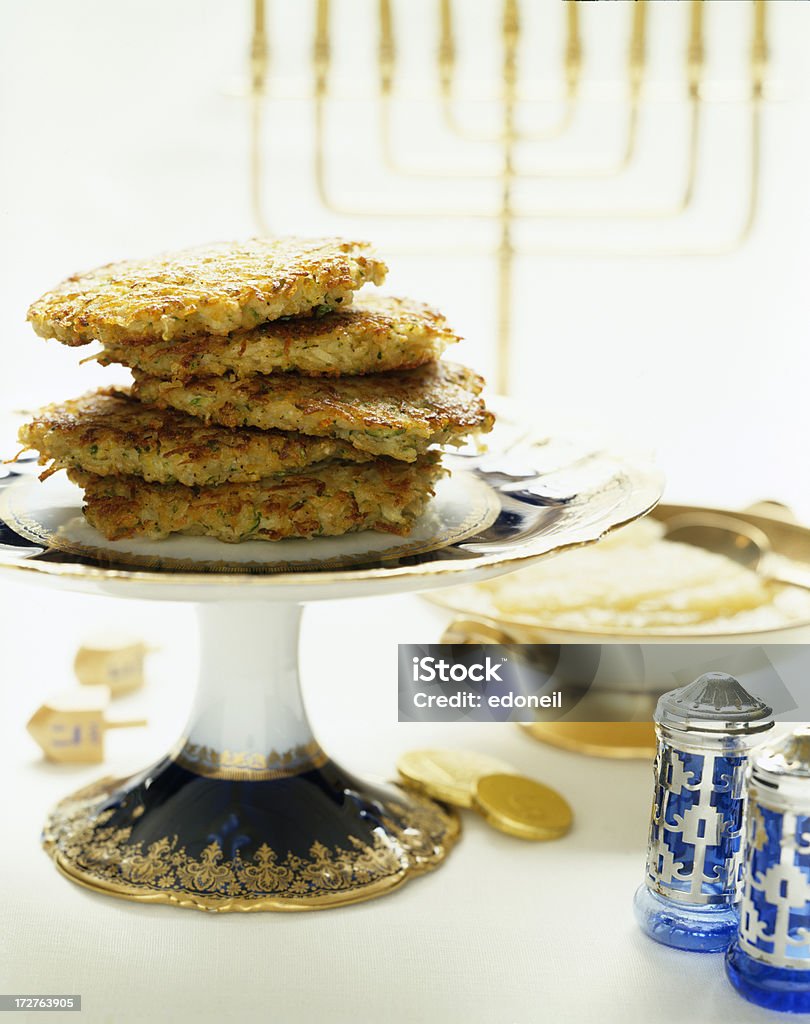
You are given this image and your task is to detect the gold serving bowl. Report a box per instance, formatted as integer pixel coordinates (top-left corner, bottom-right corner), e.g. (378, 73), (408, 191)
(428, 502), (810, 759)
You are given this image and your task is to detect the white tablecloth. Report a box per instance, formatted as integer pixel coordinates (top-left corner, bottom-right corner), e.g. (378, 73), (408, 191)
(0, 588), (786, 1024)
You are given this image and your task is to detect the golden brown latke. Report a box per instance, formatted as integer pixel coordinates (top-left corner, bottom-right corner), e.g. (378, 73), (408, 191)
(17, 388), (372, 487)
(69, 456), (444, 542)
(132, 361), (494, 463)
(96, 295), (459, 379)
(27, 238), (387, 347)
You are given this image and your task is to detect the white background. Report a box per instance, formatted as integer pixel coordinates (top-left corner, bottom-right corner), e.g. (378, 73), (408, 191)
(0, 2), (809, 1022)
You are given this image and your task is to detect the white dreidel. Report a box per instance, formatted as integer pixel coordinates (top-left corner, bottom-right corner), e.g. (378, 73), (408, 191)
(27, 686), (147, 764)
(73, 632), (152, 696)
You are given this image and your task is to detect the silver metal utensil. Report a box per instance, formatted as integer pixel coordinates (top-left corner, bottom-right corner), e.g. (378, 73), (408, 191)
(665, 512), (810, 592)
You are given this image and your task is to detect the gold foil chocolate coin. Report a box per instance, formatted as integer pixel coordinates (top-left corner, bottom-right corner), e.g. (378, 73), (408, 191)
(397, 749), (514, 808)
(473, 773), (572, 841)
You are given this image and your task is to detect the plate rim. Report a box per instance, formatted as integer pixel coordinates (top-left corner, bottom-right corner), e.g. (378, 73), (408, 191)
(0, 461), (663, 591)
(0, 469), (501, 574)
(0, 396), (665, 593)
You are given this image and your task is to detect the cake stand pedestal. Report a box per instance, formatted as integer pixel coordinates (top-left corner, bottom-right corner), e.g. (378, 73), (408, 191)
(43, 600), (458, 911)
(1, 407), (662, 911)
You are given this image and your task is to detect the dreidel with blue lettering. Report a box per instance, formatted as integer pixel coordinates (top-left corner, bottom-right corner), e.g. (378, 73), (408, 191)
(73, 633), (151, 696)
(634, 673), (774, 953)
(26, 686), (147, 764)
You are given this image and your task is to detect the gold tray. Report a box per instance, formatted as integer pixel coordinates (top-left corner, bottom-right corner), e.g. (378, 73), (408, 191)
(430, 501), (810, 759)
(429, 501), (810, 643)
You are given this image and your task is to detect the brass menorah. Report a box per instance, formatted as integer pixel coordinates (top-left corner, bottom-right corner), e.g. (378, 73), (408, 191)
(247, 0), (767, 393)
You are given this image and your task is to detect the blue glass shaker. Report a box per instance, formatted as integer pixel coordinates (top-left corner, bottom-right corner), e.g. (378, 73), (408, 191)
(726, 729), (810, 1012)
(634, 672), (774, 952)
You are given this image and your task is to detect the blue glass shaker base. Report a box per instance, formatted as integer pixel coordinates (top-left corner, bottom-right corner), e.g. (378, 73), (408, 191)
(634, 885), (738, 953)
(726, 942), (810, 1013)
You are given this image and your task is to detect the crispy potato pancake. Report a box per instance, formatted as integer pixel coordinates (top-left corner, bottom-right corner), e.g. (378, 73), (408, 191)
(132, 361), (494, 463)
(96, 295), (459, 379)
(17, 388), (372, 487)
(27, 238), (387, 347)
(69, 457), (444, 541)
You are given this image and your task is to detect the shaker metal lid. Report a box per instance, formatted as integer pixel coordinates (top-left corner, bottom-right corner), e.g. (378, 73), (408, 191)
(752, 728), (810, 783)
(654, 672), (774, 735)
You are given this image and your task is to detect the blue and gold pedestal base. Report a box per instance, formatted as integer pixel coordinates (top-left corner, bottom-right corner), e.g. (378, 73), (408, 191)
(42, 754), (460, 912)
(726, 944), (810, 1013)
(40, 601), (461, 911)
(634, 885), (738, 953)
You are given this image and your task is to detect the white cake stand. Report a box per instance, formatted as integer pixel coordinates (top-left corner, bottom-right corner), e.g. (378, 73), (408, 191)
(0, 407), (662, 912)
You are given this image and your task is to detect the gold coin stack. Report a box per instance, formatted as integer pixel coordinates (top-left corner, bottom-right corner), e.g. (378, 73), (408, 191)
(397, 748), (573, 841)
(20, 237), (494, 543)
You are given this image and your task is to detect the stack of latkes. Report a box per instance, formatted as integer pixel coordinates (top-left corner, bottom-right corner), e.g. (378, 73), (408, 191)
(20, 238), (494, 543)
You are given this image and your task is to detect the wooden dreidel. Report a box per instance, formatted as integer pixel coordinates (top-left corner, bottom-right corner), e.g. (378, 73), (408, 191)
(73, 633), (151, 697)
(27, 686), (147, 764)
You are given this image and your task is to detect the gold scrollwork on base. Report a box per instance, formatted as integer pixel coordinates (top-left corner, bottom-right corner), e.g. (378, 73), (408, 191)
(173, 739), (328, 781)
(42, 776), (460, 912)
